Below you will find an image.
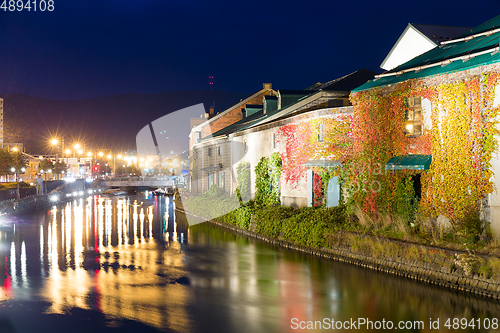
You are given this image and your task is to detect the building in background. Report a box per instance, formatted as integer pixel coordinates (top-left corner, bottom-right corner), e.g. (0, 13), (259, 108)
(189, 70), (375, 207)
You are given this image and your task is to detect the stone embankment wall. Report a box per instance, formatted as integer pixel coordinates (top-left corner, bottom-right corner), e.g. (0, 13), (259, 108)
(180, 208), (500, 299)
(0, 179), (90, 215)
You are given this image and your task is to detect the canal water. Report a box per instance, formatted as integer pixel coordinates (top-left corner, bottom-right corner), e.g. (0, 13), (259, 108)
(0, 192), (499, 333)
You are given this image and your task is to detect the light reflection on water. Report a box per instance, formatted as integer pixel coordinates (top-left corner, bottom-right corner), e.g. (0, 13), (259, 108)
(0, 194), (191, 332)
(0, 193), (499, 332)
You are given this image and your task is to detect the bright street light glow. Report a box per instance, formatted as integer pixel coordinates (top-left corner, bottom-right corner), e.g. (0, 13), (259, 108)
(74, 143), (81, 149)
(50, 139), (58, 145)
(98, 152), (103, 157)
(107, 154), (112, 159)
(65, 149), (71, 154)
(118, 154), (122, 159)
(10, 168), (15, 172)
(77, 149), (83, 154)
(12, 147), (18, 152)
(87, 152), (92, 157)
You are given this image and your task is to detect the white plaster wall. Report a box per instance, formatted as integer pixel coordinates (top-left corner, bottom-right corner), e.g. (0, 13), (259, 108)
(381, 27), (436, 71)
(489, 85), (500, 235)
(422, 98), (432, 130)
(231, 129), (277, 198)
(231, 110), (351, 208)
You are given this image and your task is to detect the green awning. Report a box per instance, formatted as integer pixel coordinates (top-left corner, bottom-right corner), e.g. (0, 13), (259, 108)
(385, 155), (432, 170)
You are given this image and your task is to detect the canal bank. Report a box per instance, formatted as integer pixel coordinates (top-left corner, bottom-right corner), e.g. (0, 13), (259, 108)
(0, 179), (106, 216)
(177, 205), (500, 300)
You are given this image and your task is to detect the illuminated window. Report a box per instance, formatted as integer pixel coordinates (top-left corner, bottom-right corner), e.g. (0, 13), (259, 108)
(404, 96), (422, 137)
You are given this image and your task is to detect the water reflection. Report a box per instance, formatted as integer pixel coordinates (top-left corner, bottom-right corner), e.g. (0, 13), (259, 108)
(0, 193), (499, 332)
(0, 194), (191, 332)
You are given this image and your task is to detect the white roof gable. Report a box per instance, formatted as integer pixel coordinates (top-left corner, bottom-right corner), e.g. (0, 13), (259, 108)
(381, 23), (471, 71)
(381, 24), (436, 71)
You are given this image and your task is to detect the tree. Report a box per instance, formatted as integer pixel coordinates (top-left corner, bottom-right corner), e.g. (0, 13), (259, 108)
(54, 161), (67, 175)
(40, 158), (54, 173)
(0, 148), (13, 177)
(10, 151), (28, 171)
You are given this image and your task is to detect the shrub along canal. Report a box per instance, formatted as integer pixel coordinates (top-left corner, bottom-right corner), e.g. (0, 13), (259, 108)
(0, 192), (499, 332)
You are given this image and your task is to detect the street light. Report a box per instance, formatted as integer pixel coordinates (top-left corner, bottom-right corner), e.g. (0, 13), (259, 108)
(50, 138), (64, 162)
(11, 167), (26, 199)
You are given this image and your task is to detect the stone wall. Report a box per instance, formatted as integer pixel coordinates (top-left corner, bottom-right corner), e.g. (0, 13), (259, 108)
(193, 212), (500, 299)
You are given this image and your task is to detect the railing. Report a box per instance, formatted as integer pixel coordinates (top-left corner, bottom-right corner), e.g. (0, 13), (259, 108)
(103, 176), (175, 187)
(0, 194), (50, 215)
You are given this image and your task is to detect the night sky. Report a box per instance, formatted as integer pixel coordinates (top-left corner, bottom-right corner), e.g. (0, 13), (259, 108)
(0, 0), (498, 100)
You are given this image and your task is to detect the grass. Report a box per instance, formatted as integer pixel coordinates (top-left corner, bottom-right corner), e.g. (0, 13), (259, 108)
(183, 193), (500, 279)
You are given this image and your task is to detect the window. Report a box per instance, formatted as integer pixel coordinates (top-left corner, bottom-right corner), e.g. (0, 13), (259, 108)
(318, 123), (325, 142)
(273, 133), (277, 149)
(244, 140), (248, 153)
(404, 96), (422, 136)
(217, 146), (221, 156)
(193, 151), (197, 160)
(208, 147), (212, 156)
(217, 171), (225, 188)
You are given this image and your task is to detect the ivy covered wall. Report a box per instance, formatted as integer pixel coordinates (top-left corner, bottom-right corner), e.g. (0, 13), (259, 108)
(349, 68), (500, 225)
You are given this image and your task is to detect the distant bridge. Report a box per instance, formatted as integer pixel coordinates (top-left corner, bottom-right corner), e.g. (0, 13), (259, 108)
(103, 176), (175, 188)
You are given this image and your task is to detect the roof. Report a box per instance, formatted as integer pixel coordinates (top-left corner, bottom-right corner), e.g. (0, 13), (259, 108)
(202, 85), (275, 123)
(245, 104), (263, 109)
(200, 109), (267, 141)
(196, 70), (365, 143)
(355, 15), (500, 92)
(311, 69), (377, 91)
(411, 24), (471, 44)
(380, 23), (471, 72)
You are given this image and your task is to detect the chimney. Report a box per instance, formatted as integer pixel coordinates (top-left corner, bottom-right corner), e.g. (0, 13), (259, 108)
(263, 83), (272, 90)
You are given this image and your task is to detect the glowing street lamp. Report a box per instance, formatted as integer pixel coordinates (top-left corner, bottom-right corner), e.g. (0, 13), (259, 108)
(12, 167), (26, 199)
